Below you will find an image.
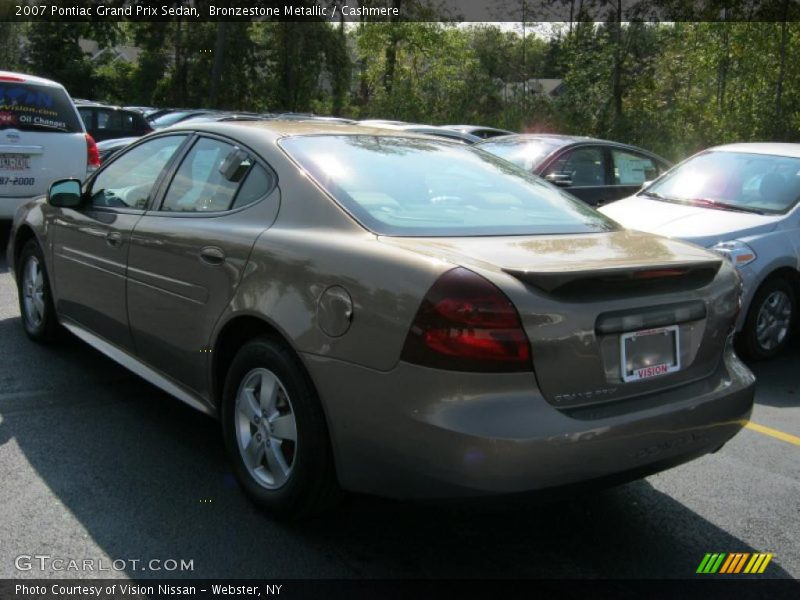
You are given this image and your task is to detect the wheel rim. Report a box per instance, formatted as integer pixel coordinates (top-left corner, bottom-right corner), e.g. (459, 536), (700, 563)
(755, 290), (792, 351)
(234, 368), (297, 489)
(22, 255), (45, 329)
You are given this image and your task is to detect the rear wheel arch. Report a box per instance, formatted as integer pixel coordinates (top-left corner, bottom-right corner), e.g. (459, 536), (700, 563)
(211, 315), (315, 412)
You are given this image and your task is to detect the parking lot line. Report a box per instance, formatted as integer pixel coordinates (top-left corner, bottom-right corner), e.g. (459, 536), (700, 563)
(745, 421), (800, 447)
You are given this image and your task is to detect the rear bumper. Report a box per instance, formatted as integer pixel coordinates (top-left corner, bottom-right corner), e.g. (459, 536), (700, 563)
(0, 195), (37, 219)
(304, 347), (755, 499)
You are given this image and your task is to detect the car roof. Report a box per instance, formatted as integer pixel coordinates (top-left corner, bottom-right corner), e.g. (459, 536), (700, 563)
(480, 133), (598, 146)
(75, 103), (140, 112)
(447, 125), (512, 133)
(709, 142), (800, 159)
(0, 70), (66, 88)
(166, 119), (473, 143)
(477, 133), (669, 159)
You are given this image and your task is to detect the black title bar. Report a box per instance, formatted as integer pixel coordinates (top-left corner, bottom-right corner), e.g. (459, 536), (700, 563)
(2, 0), (800, 22)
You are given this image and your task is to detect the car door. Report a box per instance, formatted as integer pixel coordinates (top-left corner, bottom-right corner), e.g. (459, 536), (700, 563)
(51, 134), (189, 350)
(126, 134), (280, 396)
(608, 147), (667, 202)
(539, 145), (610, 206)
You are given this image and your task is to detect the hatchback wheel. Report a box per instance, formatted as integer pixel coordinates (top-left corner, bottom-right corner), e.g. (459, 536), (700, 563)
(740, 277), (795, 360)
(17, 240), (60, 342)
(221, 337), (340, 518)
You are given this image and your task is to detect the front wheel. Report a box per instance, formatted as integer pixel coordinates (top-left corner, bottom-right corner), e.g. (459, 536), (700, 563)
(221, 337), (341, 518)
(739, 277), (795, 360)
(17, 239), (60, 343)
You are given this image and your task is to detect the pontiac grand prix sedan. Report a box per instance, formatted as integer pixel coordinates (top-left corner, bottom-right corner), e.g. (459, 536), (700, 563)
(6, 122), (754, 517)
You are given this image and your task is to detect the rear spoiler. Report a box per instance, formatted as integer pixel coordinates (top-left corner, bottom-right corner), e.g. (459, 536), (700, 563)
(504, 259), (722, 297)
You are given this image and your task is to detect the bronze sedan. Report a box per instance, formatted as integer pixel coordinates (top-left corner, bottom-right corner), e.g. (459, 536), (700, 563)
(6, 122), (754, 517)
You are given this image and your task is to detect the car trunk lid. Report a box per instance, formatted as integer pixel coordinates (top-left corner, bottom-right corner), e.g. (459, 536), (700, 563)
(382, 230), (737, 408)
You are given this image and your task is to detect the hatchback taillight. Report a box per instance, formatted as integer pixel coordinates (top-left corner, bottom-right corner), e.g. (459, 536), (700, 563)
(401, 267), (531, 372)
(85, 133), (101, 169)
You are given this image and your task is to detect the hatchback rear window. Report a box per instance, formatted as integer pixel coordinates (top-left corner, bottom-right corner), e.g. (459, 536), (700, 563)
(0, 83), (83, 133)
(280, 135), (617, 236)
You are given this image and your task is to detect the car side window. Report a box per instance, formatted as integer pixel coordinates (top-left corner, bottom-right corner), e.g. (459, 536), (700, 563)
(161, 137), (261, 212)
(96, 110), (113, 130)
(77, 108), (93, 129)
(90, 135), (186, 210)
(232, 164), (274, 209)
(611, 149), (659, 185)
(544, 147), (607, 187)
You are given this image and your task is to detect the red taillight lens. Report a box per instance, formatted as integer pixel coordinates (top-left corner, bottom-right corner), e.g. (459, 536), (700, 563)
(401, 267), (531, 372)
(0, 75), (26, 82)
(85, 133), (100, 168)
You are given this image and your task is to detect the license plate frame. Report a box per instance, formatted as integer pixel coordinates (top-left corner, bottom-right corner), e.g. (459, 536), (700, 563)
(620, 325), (681, 383)
(0, 154), (31, 171)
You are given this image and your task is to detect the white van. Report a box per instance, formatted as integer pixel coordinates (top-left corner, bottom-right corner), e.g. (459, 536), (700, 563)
(1, 70), (99, 219)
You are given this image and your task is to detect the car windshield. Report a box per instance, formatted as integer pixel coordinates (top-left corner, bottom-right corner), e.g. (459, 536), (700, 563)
(280, 135), (617, 236)
(644, 150), (800, 214)
(0, 82), (83, 133)
(477, 138), (563, 171)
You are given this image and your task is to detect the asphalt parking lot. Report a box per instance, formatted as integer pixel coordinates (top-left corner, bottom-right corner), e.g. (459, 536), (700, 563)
(0, 222), (797, 581)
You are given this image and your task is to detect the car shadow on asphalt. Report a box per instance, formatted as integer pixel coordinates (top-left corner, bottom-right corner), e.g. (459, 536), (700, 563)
(744, 338), (800, 408)
(0, 318), (793, 581)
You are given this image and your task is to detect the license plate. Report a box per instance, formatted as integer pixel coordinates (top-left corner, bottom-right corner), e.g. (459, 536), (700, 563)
(620, 325), (680, 382)
(0, 154), (31, 171)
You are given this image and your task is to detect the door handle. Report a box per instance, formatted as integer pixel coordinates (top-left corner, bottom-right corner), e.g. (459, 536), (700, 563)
(106, 232), (122, 247)
(199, 246), (226, 266)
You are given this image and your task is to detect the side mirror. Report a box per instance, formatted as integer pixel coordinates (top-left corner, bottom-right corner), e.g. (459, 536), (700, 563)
(545, 172), (572, 187)
(48, 179), (83, 208)
(640, 180), (653, 190)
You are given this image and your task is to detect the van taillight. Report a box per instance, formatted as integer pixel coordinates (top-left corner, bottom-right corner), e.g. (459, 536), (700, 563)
(401, 268), (531, 372)
(85, 133), (100, 168)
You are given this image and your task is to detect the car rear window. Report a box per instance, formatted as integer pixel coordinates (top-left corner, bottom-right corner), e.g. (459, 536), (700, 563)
(280, 135), (618, 236)
(0, 82), (83, 133)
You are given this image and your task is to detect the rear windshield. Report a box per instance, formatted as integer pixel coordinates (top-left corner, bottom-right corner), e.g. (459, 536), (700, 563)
(280, 135), (618, 236)
(0, 83), (83, 133)
(478, 138), (562, 171)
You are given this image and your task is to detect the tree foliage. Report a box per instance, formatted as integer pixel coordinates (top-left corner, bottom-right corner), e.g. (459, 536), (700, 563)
(3, 17), (799, 161)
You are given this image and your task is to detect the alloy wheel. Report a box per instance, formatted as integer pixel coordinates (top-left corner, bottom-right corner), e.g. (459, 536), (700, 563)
(755, 290), (792, 351)
(22, 255), (46, 329)
(234, 368), (297, 489)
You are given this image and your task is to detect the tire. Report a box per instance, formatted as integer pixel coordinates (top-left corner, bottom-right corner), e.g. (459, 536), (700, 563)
(17, 239), (61, 343)
(221, 336), (341, 519)
(738, 277), (796, 360)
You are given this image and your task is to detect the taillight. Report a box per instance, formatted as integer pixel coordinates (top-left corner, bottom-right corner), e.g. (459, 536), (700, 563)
(85, 133), (100, 168)
(401, 267), (531, 372)
(0, 75), (26, 82)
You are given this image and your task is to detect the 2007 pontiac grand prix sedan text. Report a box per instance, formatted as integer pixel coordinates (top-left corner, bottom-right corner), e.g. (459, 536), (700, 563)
(6, 122), (755, 517)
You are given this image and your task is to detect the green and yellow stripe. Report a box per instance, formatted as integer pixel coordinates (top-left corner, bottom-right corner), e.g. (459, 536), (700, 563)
(697, 552), (773, 574)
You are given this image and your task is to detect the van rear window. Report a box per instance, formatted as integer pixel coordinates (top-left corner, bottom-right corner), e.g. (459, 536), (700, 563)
(0, 83), (83, 133)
